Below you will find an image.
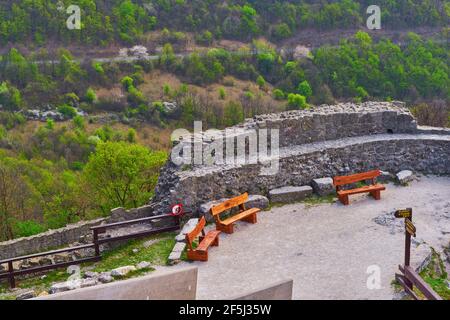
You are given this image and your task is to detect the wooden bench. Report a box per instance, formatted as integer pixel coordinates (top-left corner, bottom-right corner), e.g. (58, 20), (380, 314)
(185, 217), (221, 261)
(210, 193), (260, 234)
(333, 170), (386, 205)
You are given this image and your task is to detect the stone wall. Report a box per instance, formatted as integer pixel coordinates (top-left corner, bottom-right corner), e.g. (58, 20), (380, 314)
(152, 102), (450, 215)
(0, 204), (156, 261)
(0, 218), (105, 261)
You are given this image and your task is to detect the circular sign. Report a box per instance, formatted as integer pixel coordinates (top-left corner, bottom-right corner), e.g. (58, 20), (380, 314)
(171, 204), (184, 216)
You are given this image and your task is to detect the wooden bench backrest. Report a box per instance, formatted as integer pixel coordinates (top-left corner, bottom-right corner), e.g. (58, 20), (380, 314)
(185, 216), (206, 245)
(210, 193), (249, 216)
(333, 170), (381, 186)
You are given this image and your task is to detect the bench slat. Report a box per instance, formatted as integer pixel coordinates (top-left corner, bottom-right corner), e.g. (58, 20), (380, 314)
(338, 184), (385, 196)
(197, 230), (221, 251)
(333, 170), (381, 186)
(211, 193), (248, 216)
(221, 208), (260, 226)
(185, 217), (206, 245)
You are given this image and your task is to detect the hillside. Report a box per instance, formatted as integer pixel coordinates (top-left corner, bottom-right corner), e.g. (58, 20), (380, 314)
(0, 1), (449, 241)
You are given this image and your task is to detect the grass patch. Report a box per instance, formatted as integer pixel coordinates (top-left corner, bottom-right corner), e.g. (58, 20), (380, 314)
(419, 250), (449, 300)
(91, 232), (176, 273)
(303, 194), (337, 207)
(392, 249), (449, 300)
(0, 232), (177, 299)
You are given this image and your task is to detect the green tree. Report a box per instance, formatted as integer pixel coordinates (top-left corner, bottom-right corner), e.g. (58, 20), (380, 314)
(85, 87), (97, 103)
(83, 142), (167, 212)
(288, 93), (307, 109)
(0, 81), (22, 110)
(298, 80), (313, 98)
(224, 101), (244, 126)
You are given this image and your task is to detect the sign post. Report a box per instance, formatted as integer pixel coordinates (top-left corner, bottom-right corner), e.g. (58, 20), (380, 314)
(394, 208), (414, 289)
(394, 208), (442, 300)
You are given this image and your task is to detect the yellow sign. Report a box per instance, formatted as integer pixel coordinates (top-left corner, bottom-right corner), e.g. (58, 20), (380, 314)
(405, 219), (416, 237)
(395, 208), (412, 219)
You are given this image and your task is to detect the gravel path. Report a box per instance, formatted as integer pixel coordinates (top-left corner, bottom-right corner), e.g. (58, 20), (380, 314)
(171, 176), (450, 300)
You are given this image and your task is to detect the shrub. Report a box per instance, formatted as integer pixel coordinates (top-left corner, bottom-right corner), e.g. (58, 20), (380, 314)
(256, 75), (266, 88)
(127, 128), (137, 143)
(57, 104), (77, 118)
(272, 23), (292, 40)
(218, 87), (226, 100)
(46, 118), (55, 130)
(273, 89), (285, 100)
(287, 94), (307, 109)
(298, 80), (313, 98)
(121, 76), (134, 91)
(13, 220), (46, 238)
(73, 115), (85, 130)
(85, 87), (97, 103)
(163, 84), (171, 97)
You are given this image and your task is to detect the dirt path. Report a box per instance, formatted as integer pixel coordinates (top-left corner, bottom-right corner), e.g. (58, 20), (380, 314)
(170, 176), (450, 300)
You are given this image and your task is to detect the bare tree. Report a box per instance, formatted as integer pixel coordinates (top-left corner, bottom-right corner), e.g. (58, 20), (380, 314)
(0, 162), (29, 240)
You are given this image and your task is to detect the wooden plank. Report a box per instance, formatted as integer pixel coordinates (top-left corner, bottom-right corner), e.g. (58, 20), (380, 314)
(404, 266), (443, 300)
(395, 208), (412, 219)
(333, 170), (381, 186)
(210, 193), (249, 216)
(0, 243), (96, 265)
(405, 219), (416, 237)
(186, 217), (206, 245)
(90, 214), (175, 231)
(221, 208), (260, 225)
(337, 184), (385, 196)
(196, 230), (220, 251)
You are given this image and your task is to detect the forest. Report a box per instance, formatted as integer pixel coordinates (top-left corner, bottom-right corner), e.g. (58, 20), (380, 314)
(0, 0), (448, 45)
(0, 1), (449, 241)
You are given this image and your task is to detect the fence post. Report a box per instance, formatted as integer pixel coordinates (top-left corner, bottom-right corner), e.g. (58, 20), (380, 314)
(93, 229), (100, 257)
(8, 261), (15, 289)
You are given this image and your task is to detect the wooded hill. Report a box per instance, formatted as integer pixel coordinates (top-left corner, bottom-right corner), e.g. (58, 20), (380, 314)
(0, 0), (448, 45)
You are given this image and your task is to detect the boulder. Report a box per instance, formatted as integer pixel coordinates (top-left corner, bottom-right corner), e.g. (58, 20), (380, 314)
(136, 261), (151, 270)
(245, 195), (269, 210)
(38, 291), (49, 297)
(16, 290), (35, 300)
(269, 186), (313, 203)
(396, 170), (414, 185)
(175, 218), (199, 242)
(98, 273), (114, 284)
(38, 257), (54, 266)
(168, 242), (186, 265)
(311, 177), (335, 196)
(111, 266), (137, 277)
(50, 280), (78, 294)
(83, 271), (99, 279)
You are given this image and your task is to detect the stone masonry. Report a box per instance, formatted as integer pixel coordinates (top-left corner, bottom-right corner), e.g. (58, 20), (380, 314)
(151, 102), (450, 215)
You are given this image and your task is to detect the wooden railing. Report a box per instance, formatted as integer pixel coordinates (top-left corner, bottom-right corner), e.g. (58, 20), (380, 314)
(0, 214), (181, 288)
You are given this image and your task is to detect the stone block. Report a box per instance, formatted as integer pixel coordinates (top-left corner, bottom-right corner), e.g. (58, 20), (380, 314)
(396, 170), (414, 185)
(175, 218), (199, 242)
(111, 266), (137, 277)
(269, 186), (313, 203)
(311, 177), (335, 196)
(168, 242), (186, 265)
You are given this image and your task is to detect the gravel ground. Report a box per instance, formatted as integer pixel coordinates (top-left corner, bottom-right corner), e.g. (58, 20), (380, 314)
(170, 176), (450, 300)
